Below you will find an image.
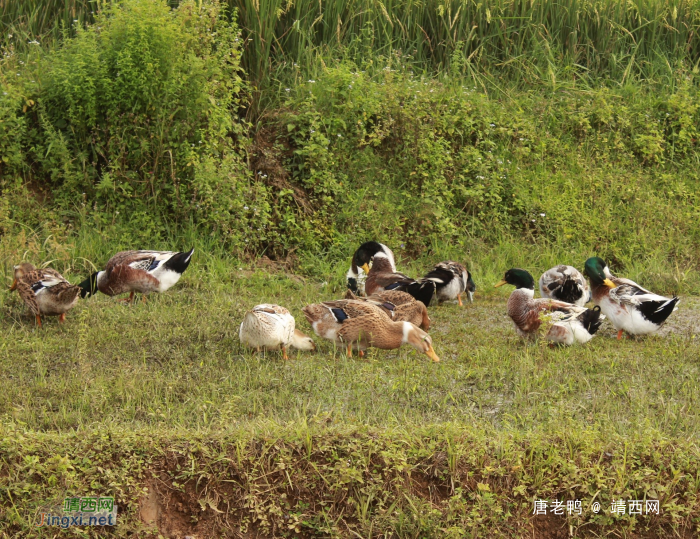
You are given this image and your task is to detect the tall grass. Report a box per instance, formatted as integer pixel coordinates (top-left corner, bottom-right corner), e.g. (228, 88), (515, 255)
(4, 0), (700, 87)
(0, 0), (99, 47)
(239, 0), (700, 88)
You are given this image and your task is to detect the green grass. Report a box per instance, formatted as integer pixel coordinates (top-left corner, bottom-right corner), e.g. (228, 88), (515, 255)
(2, 271), (699, 434)
(1, 255), (700, 536)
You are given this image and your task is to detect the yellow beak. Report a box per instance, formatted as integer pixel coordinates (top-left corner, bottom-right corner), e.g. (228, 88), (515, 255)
(9, 278), (17, 291)
(361, 263), (370, 274)
(604, 278), (617, 289)
(425, 344), (440, 363)
(494, 279), (508, 288)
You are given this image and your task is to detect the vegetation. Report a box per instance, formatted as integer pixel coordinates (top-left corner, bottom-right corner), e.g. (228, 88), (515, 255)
(1, 0), (700, 535)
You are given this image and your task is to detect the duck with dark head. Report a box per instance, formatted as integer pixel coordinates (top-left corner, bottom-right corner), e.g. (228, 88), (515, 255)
(495, 268), (603, 345)
(583, 257), (679, 340)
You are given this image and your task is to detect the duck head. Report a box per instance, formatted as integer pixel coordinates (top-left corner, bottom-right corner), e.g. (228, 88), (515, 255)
(466, 271), (476, 302)
(290, 329), (316, 352)
(347, 242), (395, 291)
(403, 322), (440, 362)
(9, 263), (36, 291)
(583, 257), (616, 288)
(78, 271), (101, 299)
(494, 268), (535, 290)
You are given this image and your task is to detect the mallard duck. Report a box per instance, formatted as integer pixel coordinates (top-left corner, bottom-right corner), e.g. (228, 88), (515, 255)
(78, 248), (194, 303)
(422, 261), (476, 306)
(302, 299), (439, 361)
(539, 265), (590, 306)
(9, 263), (81, 327)
(239, 304), (315, 359)
(363, 252), (436, 307)
(495, 268), (604, 345)
(583, 257), (679, 339)
(344, 289), (431, 330)
(347, 241), (396, 295)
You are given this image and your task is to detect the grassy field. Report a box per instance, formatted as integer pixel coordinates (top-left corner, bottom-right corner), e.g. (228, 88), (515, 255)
(2, 254), (700, 536)
(2, 0), (700, 536)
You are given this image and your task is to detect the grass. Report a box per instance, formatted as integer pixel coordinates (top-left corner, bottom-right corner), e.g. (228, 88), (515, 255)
(1, 252), (700, 536)
(2, 270), (699, 434)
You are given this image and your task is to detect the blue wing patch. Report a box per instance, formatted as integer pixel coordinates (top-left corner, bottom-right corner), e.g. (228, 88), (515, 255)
(148, 259), (161, 271)
(385, 282), (402, 291)
(331, 308), (349, 322)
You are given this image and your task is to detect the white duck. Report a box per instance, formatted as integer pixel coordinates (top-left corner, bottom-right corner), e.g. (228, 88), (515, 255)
(239, 304), (315, 359)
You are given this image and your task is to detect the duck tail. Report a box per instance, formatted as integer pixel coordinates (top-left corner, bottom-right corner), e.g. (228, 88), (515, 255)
(638, 296), (680, 325)
(578, 305), (604, 335)
(164, 248), (195, 275)
(403, 280), (436, 307)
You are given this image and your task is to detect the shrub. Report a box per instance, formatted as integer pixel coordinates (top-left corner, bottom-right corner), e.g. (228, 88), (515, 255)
(25, 0), (259, 246)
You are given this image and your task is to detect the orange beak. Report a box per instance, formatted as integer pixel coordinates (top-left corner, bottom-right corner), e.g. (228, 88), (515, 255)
(9, 278), (17, 291)
(425, 344), (440, 363)
(603, 278), (617, 289)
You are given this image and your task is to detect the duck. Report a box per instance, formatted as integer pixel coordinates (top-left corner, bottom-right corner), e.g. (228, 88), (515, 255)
(539, 265), (590, 306)
(347, 241), (396, 295)
(583, 257), (679, 339)
(78, 248), (194, 303)
(302, 299), (439, 361)
(363, 252), (436, 307)
(9, 263), (81, 327)
(495, 268), (604, 345)
(239, 304), (315, 359)
(344, 289), (431, 330)
(422, 261), (476, 306)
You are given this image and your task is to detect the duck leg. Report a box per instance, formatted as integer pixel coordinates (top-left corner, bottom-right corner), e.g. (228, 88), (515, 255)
(141, 294), (148, 304)
(58, 313), (66, 324)
(346, 344), (353, 358)
(358, 350), (365, 358)
(282, 346), (289, 361)
(457, 293), (463, 307)
(119, 291), (135, 304)
(35, 314), (42, 328)
(616, 329), (624, 340)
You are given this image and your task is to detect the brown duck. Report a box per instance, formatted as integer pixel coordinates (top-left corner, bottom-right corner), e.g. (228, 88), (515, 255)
(344, 289), (430, 330)
(79, 248), (194, 303)
(10, 263), (81, 327)
(302, 299), (439, 361)
(363, 252), (436, 307)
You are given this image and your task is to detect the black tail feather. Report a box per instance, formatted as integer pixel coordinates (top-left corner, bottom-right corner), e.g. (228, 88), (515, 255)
(578, 305), (603, 335)
(637, 297), (679, 325)
(558, 279), (584, 304)
(399, 280), (436, 307)
(164, 248), (194, 275)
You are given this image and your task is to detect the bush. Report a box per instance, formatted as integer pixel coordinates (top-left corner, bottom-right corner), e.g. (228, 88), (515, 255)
(21, 0), (264, 247)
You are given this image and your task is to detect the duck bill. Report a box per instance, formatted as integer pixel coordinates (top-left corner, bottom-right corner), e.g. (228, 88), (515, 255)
(494, 279), (508, 288)
(361, 263), (370, 274)
(425, 345), (440, 363)
(603, 278), (617, 289)
(9, 278), (17, 291)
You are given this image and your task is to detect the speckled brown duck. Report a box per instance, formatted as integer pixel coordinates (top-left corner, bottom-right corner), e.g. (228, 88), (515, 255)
(344, 289), (430, 330)
(302, 299), (439, 361)
(78, 249), (194, 304)
(10, 263), (80, 327)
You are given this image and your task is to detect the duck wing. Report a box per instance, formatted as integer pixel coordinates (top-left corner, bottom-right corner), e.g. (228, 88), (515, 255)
(609, 282), (679, 324)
